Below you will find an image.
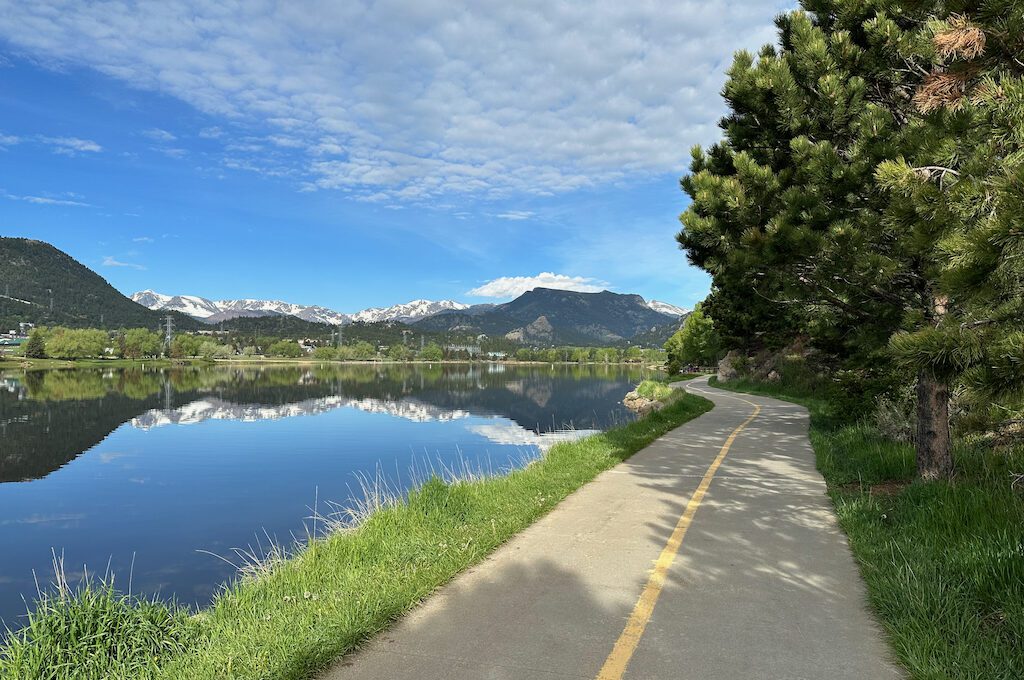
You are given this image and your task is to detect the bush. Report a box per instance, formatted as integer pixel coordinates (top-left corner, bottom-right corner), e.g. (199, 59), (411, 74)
(312, 346), (337, 360)
(267, 340), (303, 358)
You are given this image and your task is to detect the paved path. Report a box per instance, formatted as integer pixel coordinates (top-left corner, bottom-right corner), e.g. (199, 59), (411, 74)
(322, 377), (902, 679)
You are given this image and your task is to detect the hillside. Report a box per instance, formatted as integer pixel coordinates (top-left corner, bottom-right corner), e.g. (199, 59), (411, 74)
(0, 238), (199, 331)
(414, 288), (678, 345)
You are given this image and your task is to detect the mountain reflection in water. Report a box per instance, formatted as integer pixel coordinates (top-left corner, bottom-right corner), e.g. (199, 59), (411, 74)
(0, 363), (656, 627)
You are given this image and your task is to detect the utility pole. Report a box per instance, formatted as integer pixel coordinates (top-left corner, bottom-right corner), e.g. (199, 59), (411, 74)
(163, 315), (174, 352)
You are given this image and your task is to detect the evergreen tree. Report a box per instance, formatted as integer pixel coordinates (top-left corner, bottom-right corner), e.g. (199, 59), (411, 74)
(677, 1), (1024, 479)
(23, 328), (47, 359)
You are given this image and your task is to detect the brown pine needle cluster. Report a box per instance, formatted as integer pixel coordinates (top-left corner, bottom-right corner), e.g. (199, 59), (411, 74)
(933, 15), (986, 61)
(913, 70), (971, 113)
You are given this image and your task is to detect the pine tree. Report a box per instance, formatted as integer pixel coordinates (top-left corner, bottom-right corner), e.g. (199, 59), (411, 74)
(677, 1), (1024, 479)
(23, 328), (47, 359)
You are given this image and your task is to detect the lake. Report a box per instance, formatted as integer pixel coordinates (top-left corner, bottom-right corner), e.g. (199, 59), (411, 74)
(0, 362), (655, 627)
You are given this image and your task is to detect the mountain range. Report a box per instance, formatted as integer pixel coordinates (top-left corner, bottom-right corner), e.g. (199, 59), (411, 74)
(0, 237), (687, 346)
(130, 289), (686, 331)
(130, 290), (473, 325)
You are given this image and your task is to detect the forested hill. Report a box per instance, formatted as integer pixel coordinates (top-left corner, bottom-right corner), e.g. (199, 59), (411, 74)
(0, 237), (200, 330)
(414, 288), (680, 345)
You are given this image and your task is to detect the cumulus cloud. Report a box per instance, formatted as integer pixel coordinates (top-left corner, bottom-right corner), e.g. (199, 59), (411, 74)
(468, 272), (609, 298)
(41, 136), (102, 155)
(102, 256), (146, 270)
(0, 1), (785, 200)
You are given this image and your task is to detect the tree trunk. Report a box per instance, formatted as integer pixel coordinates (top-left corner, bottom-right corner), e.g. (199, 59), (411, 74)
(916, 369), (953, 480)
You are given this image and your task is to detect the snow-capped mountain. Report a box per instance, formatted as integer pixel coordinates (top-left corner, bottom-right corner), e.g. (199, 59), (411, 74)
(645, 300), (689, 317)
(130, 291), (222, 318)
(131, 290), (465, 326)
(349, 299), (469, 323)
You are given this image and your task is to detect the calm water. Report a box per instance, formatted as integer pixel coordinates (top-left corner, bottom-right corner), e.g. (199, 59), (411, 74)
(0, 363), (653, 627)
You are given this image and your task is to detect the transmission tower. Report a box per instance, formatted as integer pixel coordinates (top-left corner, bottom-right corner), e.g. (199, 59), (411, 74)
(163, 315), (175, 350)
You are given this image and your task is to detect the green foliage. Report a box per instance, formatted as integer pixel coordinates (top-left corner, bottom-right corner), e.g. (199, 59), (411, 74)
(386, 343), (412, 361)
(267, 340), (303, 358)
(635, 379), (673, 402)
(120, 329), (163, 359)
(418, 342), (444, 361)
(312, 346), (337, 360)
(350, 341), (376, 360)
(198, 341), (233, 359)
(664, 304), (720, 372)
(23, 328), (47, 359)
(45, 327), (109, 359)
(170, 334), (203, 359)
(677, 1), (1024, 472)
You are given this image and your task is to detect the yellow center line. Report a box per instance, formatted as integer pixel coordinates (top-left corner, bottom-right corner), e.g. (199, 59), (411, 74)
(595, 385), (761, 680)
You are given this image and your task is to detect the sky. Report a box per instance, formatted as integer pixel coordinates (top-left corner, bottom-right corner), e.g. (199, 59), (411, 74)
(0, 1), (788, 312)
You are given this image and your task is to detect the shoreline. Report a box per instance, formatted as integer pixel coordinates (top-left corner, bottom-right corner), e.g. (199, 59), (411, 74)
(0, 389), (711, 679)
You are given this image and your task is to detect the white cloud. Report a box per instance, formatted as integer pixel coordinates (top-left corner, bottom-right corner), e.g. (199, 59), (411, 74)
(198, 126), (223, 139)
(468, 272), (609, 298)
(41, 136), (102, 155)
(155, 147), (187, 158)
(0, 133), (20, 148)
(494, 210), (534, 221)
(102, 256), (146, 270)
(0, 1), (786, 200)
(142, 127), (176, 141)
(2, 190), (91, 207)
(132, 236), (154, 242)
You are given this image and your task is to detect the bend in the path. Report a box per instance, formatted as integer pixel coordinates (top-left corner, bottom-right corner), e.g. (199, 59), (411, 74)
(322, 377), (903, 679)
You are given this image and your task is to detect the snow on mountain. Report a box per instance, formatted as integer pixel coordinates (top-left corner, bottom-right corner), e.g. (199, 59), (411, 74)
(645, 300), (689, 317)
(214, 299), (351, 325)
(130, 290), (221, 318)
(349, 299), (469, 323)
(131, 290), (465, 325)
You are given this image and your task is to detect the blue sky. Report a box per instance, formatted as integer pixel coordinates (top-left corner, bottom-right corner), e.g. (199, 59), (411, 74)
(0, 1), (786, 312)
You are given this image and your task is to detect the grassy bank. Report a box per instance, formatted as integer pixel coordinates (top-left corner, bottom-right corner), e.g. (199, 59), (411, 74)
(1, 390), (712, 680)
(712, 377), (1024, 679)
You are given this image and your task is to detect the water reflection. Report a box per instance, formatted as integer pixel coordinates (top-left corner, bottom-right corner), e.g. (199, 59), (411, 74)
(0, 363), (654, 626)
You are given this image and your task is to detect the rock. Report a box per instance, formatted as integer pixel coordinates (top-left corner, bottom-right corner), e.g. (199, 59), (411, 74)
(717, 350), (741, 382)
(623, 390), (662, 416)
(767, 370), (781, 382)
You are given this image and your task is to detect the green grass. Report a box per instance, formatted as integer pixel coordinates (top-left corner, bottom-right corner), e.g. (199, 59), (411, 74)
(712, 376), (1024, 679)
(634, 379), (674, 402)
(1, 391), (712, 680)
(0, 585), (199, 680)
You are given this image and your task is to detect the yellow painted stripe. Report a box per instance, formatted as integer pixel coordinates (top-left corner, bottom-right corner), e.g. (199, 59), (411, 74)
(596, 390), (761, 680)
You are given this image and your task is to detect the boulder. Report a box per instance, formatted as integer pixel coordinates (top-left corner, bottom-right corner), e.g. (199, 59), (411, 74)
(717, 350), (741, 382)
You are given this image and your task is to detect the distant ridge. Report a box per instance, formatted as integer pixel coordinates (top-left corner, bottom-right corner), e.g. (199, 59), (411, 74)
(0, 237), (199, 330)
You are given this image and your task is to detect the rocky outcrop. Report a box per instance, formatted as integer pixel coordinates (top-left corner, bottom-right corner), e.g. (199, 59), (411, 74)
(717, 350), (741, 382)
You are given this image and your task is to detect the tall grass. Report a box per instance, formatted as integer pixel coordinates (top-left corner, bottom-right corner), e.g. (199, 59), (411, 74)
(0, 391), (712, 680)
(714, 376), (1024, 679)
(0, 556), (199, 680)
